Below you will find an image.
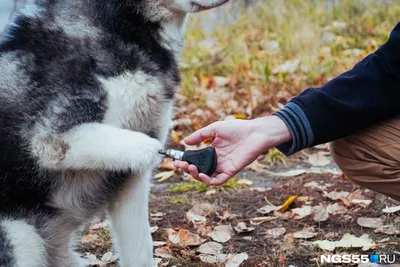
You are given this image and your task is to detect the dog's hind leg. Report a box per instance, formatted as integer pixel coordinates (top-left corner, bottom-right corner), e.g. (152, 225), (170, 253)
(108, 171), (153, 267)
(0, 219), (46, 267)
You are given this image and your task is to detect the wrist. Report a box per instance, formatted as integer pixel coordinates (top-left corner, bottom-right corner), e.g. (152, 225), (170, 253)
(251, 115), (292, 148)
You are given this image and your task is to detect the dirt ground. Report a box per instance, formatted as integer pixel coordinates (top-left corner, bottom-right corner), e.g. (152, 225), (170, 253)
(78, 156), (400, 267)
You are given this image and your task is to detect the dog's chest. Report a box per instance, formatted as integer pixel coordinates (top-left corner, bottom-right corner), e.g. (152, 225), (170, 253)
(97, 71), (168, 132)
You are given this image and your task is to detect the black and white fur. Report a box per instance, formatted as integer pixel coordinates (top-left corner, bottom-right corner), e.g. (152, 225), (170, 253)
(0, 0), (228, 266)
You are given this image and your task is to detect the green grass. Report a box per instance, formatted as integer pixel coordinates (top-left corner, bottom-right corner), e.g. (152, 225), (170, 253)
(179, 0), (400, 105)
(169, 178), (249, 194)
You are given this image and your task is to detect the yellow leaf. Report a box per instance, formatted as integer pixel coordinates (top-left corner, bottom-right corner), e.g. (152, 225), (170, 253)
(279, 196), (297, 213)
(171, 130), (180, 144)
(233, 114), (247, 120)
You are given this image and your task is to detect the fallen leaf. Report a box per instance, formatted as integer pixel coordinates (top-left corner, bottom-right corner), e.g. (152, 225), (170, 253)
(101, 252), (117, 263)
(208, 225), (234, 243)
(382, 205), (400, 213)
(326, 203), (348, 215)
(308, 152), (331, 167)
(257, 204), (279, 215)
(351, 199), (372, 208)
(153, 241), (167, 247)
(265, 228), (286, 238)
(199, 254), (227, 264)
(217, 210), (233, 221)
(313, 234), (375, 251)
(159, 158), (176, 171)
(197, 225), (213, 237)
(89, 221), (108, 230)
(155, 246), (174, 259)
(293, 227), (317, 239)
(150, 226), (159, 233)
(324, 190), (350, 200)
(278, 251), (286, 265)
(375, 225), (399, 235)
(313, 205), (329, 222)
(153, 258), (162, 267)
(250, 216), (278, 225)
(198, 241), (223, 255)
(82, 252), (102, 266)
(234, 222), (255, 234)
(81, 234), (98, 244)
(236, 178), (253, 186)
(167, 229), (203, 247)
(225, 253), (249, 267)
(154, 171), (175, 182)
(304, 181), (325, 191)
(151, 212), (165, 217)
(357, 218), (383, 229)
(279, 196), (297, 212)
(186, 203), (215, 224)
(292, 205), (312, 219)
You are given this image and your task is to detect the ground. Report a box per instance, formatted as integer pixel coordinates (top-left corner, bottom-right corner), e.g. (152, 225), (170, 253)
(78, 148), (400, 267)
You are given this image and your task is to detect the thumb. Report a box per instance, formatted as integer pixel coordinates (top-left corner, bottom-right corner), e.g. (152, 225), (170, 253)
(184, 122), (219, 145)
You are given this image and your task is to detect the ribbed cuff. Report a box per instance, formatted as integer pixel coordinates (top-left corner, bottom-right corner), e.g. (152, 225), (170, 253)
(272, 102), (314, 156)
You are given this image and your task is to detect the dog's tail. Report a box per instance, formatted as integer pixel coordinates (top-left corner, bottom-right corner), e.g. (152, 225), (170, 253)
(0, 219), (46, 267)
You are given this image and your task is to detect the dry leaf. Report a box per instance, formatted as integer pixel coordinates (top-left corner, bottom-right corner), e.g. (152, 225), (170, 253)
(234, 222), (255, 234)
(153, 258), (162, 267)
(279, 196), (297, 212)
(167, 229), (203, 247)
(293, 227), (317, 239)
(308, 152), (331, 167)
(292, 205), (312, 219)
(313, 234), (375, 251)
(81, 234), (98, 244)
(154, 171), (175, 182)
(250, 216), (277, 225)
(225, 253), (249, 267)
(217, 210), (233, 221)
(357, 218), (383, 229)
(265, 228), (286, 238)
(324, 190), (350, 200)
(326, 203), (348, 215)
(257, 204), (279, 215)
(313, 205), (329, 222)
(382, 205), (400, 213)
(186, 203), (215, 224)
(150, 226), (159, 233)
(198, 242), (223, 255)
(101, 252), (117, 263)
(351, 199), (372, 208)
(159, 158), (176, 171)
(304, 181), (325, 191)
(155, 246), (174, 259)
(153, 241), (167, 247)
(208, 225), (234, 243)
(199, 254), (227, 264)
(197, 225), (213, 237)
(375, 225), (399, 235)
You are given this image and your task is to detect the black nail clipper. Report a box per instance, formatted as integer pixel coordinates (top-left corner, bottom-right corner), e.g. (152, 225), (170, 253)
(158, 147), (218, 176)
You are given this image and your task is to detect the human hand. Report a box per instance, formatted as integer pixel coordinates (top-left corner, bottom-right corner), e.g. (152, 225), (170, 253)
(173, 115), (292, 185)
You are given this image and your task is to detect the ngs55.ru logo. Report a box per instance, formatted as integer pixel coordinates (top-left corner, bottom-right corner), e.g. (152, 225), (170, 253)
(320, 254), (396, 264)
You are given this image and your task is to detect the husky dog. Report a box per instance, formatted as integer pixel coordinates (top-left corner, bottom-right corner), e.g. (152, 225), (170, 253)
(0, 0), (228, 266)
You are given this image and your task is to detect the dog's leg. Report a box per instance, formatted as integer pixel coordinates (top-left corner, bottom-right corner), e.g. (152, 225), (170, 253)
(108, 170), (153, 267)
(31, 123), (162, 172)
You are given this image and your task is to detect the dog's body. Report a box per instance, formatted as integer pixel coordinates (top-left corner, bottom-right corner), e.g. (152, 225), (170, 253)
(0, 0), (227, 266)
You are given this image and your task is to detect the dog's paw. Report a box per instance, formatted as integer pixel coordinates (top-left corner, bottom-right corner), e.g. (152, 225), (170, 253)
(132, 133), (163, 169)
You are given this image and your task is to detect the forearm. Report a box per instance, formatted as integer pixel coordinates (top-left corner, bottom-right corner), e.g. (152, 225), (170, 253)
(274, 22), (400, 155)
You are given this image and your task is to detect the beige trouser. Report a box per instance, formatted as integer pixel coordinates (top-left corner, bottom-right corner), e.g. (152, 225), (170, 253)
(330, 119), (400, 201)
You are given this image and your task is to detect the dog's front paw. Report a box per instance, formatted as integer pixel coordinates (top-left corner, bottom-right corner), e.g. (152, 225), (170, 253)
(132, 133), (163, 170)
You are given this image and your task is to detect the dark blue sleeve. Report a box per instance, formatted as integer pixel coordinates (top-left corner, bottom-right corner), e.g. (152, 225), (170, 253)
(273, 22), (400, 155)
